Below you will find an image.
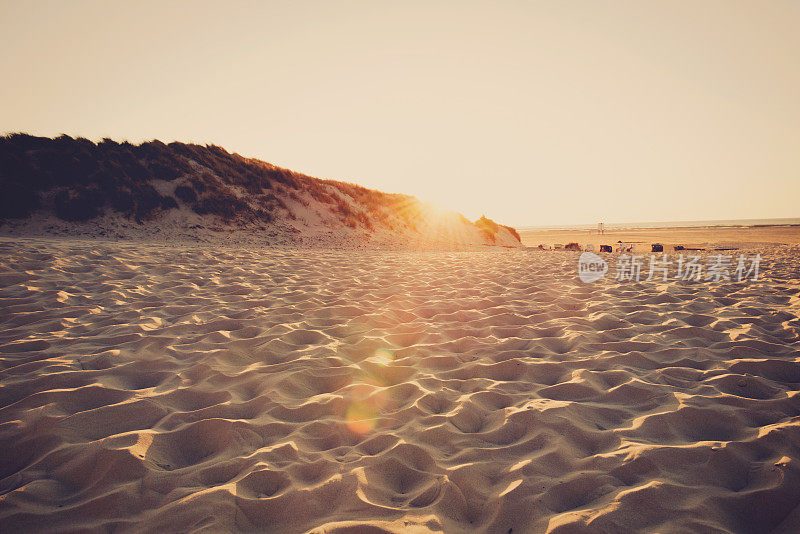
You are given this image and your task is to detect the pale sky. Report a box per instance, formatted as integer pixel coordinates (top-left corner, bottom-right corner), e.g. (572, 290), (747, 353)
(2, 1), (798, 226)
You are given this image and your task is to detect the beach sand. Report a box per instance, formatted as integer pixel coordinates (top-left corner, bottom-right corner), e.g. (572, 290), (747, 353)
(1, 235), (799, 533)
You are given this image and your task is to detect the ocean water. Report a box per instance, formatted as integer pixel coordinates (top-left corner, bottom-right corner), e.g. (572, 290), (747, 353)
(519, 217), (800, 231)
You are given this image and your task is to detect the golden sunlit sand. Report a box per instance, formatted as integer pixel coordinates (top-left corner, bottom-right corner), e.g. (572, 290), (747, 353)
(1, 236), (799, 532)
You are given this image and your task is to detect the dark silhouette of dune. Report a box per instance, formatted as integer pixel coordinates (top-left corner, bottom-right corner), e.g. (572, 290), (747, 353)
(0, 133), (520, 247)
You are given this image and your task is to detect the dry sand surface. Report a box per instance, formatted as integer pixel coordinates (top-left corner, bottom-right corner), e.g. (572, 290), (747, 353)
(520, 225), (800, 251)
(1, 237), (800, 533)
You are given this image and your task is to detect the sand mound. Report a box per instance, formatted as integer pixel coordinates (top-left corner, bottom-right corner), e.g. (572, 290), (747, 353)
(0, 134), (523, 249)
(1, 237), (799, 532)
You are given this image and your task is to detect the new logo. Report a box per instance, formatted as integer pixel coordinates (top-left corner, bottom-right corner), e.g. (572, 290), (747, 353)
(578, 252), (608, 283)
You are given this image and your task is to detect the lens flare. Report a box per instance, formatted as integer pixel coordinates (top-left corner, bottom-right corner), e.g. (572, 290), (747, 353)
(346, 401), (377, 434)
(372, 348), (394, 365)
(342, 376), (391, 435)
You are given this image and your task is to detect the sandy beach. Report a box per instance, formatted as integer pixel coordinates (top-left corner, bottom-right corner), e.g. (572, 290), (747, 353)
(1, 235), (799, 533)
(3, 0), (799, 531)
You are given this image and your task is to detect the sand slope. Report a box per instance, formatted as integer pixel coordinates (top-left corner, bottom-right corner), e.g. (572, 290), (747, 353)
(1, 238), (799, 533)
(1, 203), (523, 249)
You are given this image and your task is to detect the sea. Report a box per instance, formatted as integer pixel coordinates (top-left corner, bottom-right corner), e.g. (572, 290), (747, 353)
(518, 217), (800, 231)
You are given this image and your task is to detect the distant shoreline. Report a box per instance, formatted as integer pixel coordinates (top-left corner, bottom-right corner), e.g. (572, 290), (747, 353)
(519, 218), (800, 231)
(518, 222), (800, 249)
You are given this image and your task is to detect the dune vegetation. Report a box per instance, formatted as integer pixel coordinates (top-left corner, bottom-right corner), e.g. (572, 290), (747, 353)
(0, 134), (520, 247)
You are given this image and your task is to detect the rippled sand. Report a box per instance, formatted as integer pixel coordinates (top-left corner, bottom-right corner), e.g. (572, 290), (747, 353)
(1, 238), (799, 533)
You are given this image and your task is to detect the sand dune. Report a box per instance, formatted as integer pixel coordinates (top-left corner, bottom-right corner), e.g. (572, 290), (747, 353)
(1, 237), (799, 532)
(0, 134), (523, 250)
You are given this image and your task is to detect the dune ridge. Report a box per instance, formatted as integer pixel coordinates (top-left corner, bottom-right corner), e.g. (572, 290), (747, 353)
(0, 134), (521, 248)
(1, 237), (799, 533)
